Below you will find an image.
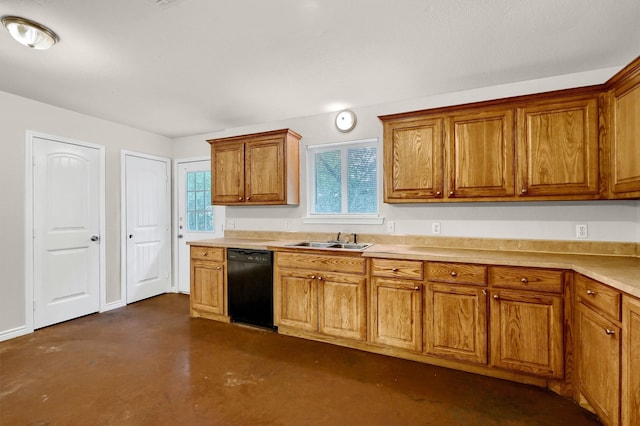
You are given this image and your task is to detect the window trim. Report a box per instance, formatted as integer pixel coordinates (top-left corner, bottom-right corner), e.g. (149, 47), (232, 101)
(303, 138), (383, 224)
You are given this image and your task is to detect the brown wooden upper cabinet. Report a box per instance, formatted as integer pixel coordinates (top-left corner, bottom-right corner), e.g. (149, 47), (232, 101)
(207, 129), (301, 205)
(516, 94), (600, 198)
(381, 91), (601, 203)
(607, 56), (640, 198)
(382, 115), (443, 202)
(446, 108), (515, 198)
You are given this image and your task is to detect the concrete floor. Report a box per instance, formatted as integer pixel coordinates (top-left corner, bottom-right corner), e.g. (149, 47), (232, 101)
(1, 294), (599, 426)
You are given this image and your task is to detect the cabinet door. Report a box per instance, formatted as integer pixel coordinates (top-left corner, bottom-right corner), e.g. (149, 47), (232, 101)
(446, 109), (515, 198)
(211, 141), (244, 204)
(516, 96), (599, 197)
(622, 296), (640, 426)
(577, 303), (621, 426)
(318, 272), (367, 341)
(245, 137), (286, 203)
(370, 277), (422, 351)
(425, 283), (487, 364)
(489, 289), (564, 378)
(190, 260), (225, 316)
(610, 71), (640, 196)
(275, 268), (318, 331)
(383, 117), (443, 202)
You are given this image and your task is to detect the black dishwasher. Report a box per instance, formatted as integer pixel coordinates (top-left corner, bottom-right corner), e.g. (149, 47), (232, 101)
(227, 248), (275, 330)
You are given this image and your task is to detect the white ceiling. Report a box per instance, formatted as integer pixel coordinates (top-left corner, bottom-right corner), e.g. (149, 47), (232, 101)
(1, 0), (639, 138)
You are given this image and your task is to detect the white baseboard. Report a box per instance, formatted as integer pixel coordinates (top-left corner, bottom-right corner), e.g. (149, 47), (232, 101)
(0, 325), (31, 342)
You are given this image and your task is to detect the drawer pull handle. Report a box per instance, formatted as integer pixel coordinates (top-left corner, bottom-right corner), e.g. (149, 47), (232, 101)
(392, 268), (399, 272)
(586, 289), (596, 296)
(450, 271), (457, 277)
(520, 277), (528, 283)
(481, 289), (487, 296)
(493, 294), (499, 300)
(605, 328), (615, 335)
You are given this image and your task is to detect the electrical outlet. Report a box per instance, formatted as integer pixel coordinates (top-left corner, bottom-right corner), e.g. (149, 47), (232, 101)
(432, 222), (441, 234)
(226, 219), (235, 230)
(576, 224), (588, 239)
(386, 221), (395, 233)
(284, 219), (291, 231)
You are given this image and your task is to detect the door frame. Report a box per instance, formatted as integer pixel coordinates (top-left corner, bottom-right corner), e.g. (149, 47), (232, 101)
(24, 130), (107, 335)
(120, 150), (172, 302)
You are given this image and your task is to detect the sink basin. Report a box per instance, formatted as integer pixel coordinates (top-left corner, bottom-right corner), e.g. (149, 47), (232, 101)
(285, 241), (373, 251)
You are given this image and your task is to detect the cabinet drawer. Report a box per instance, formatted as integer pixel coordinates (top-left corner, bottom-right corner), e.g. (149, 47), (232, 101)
(576, 274), (621, 322)
(276, 252), (366, 275)
(371, 258), (423, 280)
(427, 262), (487, 286)
(190, 246), (225, 262)
(489, 266), (564, 294)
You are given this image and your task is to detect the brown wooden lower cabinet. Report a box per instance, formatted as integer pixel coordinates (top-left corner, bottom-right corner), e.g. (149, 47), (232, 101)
(190, 246), (228, 321)
(274, 252), (367, 341)
(424, 282), (488, 363)
(576, 301), (621, 425)
(370, 277), (423, 351)
(622, 296), (640, 426)
(489, 288), (564, 378)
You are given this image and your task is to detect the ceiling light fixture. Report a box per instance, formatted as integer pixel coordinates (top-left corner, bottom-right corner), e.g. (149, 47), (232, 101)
(1, 16), (59, 50)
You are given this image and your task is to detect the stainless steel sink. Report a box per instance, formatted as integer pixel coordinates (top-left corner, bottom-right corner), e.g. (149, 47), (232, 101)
(285, 241), (373, 250)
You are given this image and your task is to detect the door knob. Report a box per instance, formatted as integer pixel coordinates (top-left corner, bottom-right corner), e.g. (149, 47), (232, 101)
(91, 235), (100, 242)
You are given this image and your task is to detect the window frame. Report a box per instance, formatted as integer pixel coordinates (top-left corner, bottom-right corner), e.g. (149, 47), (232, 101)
(304, 138), (384, 225)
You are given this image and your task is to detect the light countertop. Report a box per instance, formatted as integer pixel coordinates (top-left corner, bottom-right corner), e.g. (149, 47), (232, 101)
(189, 238), (640, 298)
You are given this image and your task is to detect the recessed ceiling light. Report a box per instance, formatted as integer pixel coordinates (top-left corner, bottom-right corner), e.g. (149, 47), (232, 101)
(1, 16), (59, 50)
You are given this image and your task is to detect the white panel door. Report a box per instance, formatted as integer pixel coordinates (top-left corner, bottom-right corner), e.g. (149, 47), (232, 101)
(176, 160), (224, 293)
(33, 137), (101, 329)
(125, 154), (170, 303)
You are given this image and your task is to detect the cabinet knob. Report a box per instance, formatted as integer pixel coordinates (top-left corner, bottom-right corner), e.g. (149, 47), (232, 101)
(414, 286), (420, 291)
(202, 252), (207, 256)
(450, 271), (457, 277)
(605, 328), (616, 335)
(520, 277), (528, 283)
(435, 191), (441, 196)
(493, 294), (499, 299)
(521, 189), (527, 194)
(449, 191), (454, 196)
(392, 268), (399, 272)
(586, 289), (596, 296)
(310, 275), (316, 279)
(238, 197), (243, 201)
(216, 266), (221, 270)
(247, 196), (251, 201)
(318, 276), (323, 281)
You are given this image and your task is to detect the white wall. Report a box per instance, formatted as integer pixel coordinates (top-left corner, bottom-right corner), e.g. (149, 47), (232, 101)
(172, 67), (640, 244)
(0, 91), (172, 339)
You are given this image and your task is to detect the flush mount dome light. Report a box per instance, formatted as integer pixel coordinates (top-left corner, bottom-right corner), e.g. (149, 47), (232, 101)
(1, 16), (59, 50)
